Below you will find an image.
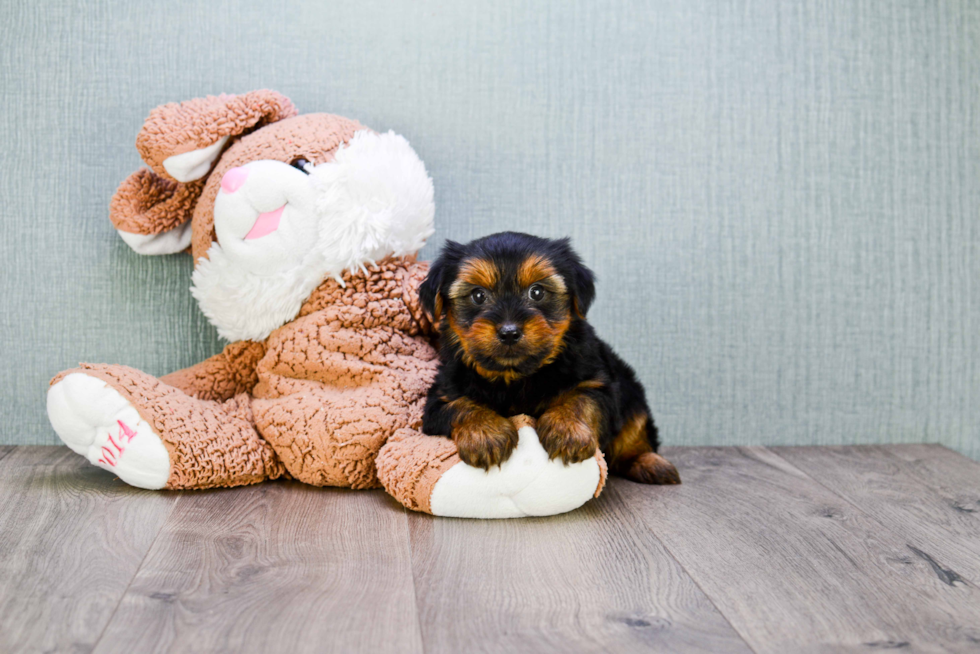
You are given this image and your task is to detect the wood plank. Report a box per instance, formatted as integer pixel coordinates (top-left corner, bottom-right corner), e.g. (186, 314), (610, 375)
(408, 481), (754, 654)
(618, 446), (980, 654)
(94, 483), (422, 654)
(0, 446), (176, 653)
(881, 444), (980, 509)
(775, 445), (980, 581)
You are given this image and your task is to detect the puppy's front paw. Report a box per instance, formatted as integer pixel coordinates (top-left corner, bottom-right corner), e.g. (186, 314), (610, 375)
(538, 411), (598, 465)
(452, 412), (519, 470)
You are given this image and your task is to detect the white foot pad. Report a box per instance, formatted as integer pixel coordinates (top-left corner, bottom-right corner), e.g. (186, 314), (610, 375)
(47, 373), (170, 489)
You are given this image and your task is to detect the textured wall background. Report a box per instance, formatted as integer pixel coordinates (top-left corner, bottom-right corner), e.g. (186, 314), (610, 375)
(1, 0), (978, 458)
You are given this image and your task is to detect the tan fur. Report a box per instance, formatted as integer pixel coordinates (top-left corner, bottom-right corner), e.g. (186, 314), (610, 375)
(447, 396), (519, 469)
(450, 257), (499, 296)
(609, 412), (680, 484)
(626, 452), (681, 485)
(537, 385), (601, 464)
(524, 313), (571, 368)
(608, 411), (653, 471)
(517, 254), (561, 290)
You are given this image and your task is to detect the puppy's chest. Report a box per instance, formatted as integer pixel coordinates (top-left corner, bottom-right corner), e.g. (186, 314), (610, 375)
(472, 379), (559, 417)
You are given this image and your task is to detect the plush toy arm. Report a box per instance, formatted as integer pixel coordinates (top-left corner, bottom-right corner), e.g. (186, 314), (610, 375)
(160, 341), (266, 402)
(377, 416), (608, 519)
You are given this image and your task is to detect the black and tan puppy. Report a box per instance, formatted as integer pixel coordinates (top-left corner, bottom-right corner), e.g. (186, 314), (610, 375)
(419, 232), (680, 485)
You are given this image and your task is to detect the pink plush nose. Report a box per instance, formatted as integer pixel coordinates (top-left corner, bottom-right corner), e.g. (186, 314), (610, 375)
(220, 167), (249, 194)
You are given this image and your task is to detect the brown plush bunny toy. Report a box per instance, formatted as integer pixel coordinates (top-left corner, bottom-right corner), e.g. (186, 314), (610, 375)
(47, 90), (439, 491)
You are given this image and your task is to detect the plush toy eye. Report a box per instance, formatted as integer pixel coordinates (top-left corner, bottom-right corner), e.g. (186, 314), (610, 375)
(290, 158), (312, 174)
(528, 284), (545, 302)
(471, 288), (487, 305)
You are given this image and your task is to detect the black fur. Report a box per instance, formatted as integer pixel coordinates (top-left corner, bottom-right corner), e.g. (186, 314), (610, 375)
(419, 232), (661, 469)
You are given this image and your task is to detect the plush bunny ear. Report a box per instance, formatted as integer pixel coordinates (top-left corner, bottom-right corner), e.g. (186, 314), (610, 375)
(111, 90), (297, 255)
(109, 169), (202, 254)
(136, 90), (297, 182)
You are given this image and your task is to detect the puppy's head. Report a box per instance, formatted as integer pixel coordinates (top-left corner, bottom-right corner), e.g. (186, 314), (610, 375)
(420, 232), (595, 382)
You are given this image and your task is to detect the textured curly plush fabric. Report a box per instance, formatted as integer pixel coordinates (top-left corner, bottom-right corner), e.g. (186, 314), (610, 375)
(250, 257), (438, 488)
(109, 170), (205, 236)
(50, 363), (284, 489)
(160, 340), (267, 402)
(136, 91), (298, 176)
(376, 427), (464, 513)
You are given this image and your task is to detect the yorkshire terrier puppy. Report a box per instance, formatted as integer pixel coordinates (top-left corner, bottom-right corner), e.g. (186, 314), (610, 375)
(419, 232), (680, 484)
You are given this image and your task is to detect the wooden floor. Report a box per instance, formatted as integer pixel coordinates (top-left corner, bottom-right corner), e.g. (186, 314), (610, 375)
(2, 445), (980, 653)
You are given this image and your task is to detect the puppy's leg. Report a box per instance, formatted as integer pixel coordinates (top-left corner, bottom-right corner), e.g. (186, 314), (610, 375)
(538, 385), (601, 465)
(609, 412), (680, 485)
(446, 397), (519, 470)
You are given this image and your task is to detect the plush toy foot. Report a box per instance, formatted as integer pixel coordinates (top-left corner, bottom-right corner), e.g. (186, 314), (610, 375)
(47, 372), (170, 489)
(377, 416), (607, 519)
(50, 363), (284, 490)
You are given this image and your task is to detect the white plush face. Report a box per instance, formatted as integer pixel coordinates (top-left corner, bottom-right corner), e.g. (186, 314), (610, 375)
(211, 159), (320, 276)
(190, 130), (435, 342)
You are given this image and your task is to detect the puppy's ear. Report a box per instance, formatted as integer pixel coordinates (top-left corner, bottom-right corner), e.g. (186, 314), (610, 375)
(420, 240), (465, 323)
(554, 238), (596, 318)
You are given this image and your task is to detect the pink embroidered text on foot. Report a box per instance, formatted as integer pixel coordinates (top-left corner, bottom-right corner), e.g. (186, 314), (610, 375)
(98, 419), (138, 466)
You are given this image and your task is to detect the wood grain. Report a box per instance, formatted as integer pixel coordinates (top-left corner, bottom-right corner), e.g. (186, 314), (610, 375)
(407, 483), (753, 654)
(618, 446), (980, 653)
(7, 444), (980, 653)
(775, 445), (980, 581)
(93, 483), (423, 654)
(0, 446), (176, 653)
(883, 444), (980, 505)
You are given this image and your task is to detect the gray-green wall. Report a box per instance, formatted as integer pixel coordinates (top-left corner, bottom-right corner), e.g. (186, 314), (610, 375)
(2, 0), (978, 458)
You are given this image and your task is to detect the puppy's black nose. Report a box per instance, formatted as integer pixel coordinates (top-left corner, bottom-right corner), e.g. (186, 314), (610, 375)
(497, 323), (523, 345)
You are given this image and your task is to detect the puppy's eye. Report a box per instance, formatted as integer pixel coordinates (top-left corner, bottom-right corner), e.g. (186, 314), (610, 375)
(528, 284), (545, 302)
(290, 158), (312, 174)
(471, 288), (487, 305)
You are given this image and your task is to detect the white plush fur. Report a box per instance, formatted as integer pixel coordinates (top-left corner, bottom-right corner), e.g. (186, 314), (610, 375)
(117, 219), (192, 255)
(191, 130), (435, 342)
(163, 135), (229, 182)
(47, 373), (170, 489)
(428, 426), (602, 518)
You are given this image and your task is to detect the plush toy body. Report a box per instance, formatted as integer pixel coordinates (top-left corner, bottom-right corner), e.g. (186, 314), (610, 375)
(49, 258), (434, 490)
(46, 91), (606, 517)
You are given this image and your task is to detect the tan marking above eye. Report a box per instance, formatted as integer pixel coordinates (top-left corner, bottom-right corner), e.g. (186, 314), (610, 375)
(449, 258), (500, 300)
(517, 255), (567, 294)
(518, 255), (557, 287)
(460, 258), (500, 288)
